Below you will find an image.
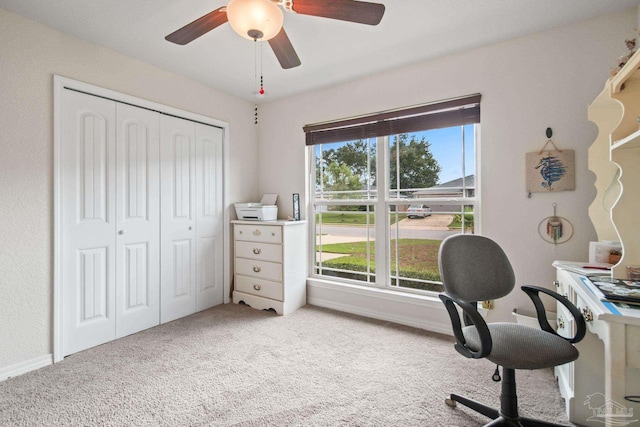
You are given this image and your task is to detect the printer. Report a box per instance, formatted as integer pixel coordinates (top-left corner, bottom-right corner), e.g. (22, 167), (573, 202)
(234, 194), (278, 221)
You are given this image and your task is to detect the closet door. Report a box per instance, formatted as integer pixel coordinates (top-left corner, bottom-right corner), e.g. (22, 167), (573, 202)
(115, 104), (160, 338)
(61, 90), (116, 356)
(160, 115), (196, 323)
(195, 124), (224, 310)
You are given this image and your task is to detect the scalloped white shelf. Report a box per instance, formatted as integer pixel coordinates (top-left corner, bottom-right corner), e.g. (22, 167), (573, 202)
(589, 47), (640, 278)
(612, 128), (640, 150)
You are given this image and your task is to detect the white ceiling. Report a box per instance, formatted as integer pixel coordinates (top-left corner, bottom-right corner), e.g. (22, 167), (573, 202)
(1, 0), (638, 102)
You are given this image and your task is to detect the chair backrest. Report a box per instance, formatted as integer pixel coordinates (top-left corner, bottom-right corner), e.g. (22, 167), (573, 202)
(438, 234), (515, 302)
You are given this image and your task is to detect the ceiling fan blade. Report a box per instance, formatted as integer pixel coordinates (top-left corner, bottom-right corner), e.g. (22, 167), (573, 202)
(268, 28), (301, 69)
(165, 7), (228, 45)
(291, 0), (385, 26)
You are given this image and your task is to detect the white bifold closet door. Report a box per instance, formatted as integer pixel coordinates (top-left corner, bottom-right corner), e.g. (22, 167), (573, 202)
(60, 89), (223, 357)
(160, 115), (224, 323)
(61, 91), (160, 355)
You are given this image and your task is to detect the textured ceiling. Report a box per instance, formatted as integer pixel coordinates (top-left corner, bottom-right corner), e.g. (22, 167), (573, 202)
(1, 0), (638, 102)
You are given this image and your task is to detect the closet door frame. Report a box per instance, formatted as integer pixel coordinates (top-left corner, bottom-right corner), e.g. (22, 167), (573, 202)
(53, 75), (230, 363)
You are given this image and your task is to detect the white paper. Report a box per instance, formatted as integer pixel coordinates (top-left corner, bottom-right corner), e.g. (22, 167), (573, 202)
(260, 193), (278, 205)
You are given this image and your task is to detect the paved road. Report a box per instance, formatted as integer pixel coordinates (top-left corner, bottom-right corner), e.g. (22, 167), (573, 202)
(316, 215), (459, 242)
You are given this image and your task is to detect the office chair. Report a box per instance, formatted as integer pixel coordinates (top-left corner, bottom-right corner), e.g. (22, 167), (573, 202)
(438, 234), (586, 427)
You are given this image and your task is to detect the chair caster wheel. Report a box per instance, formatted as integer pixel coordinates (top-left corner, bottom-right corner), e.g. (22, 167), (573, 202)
(445, 397), (457, 408)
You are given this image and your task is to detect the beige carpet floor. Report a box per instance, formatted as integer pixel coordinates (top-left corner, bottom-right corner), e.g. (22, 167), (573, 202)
(0, 304), (572, 426)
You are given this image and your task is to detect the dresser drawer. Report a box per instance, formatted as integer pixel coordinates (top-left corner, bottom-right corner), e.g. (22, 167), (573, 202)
(236, 241), (282, 263)
(235, 224), (282, 244)
(235, 258), (283, 282)
(235, 274), (283, 301)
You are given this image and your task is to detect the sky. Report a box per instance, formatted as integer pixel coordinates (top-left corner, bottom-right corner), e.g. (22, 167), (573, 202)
(418, 124), (476, 184)
(315, 124), (476, 186)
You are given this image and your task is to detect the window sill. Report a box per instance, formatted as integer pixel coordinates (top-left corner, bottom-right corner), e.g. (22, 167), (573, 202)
(308, 277), (442, 304)
(306, 277), (453, 335)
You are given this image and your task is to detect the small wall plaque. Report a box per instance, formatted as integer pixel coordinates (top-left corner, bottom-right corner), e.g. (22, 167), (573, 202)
(526, 149), (575, 193)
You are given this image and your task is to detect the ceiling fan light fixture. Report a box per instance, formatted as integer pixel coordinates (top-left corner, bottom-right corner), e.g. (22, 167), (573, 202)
(226, 0), (284, 41)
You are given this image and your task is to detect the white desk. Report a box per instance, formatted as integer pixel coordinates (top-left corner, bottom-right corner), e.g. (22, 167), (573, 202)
(553, 262), (640, 427)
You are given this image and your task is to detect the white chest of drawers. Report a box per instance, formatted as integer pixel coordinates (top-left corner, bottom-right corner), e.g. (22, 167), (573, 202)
(232, 220), (307, 315)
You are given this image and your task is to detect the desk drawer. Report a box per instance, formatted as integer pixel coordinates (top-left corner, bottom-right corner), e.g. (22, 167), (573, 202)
(556, 303), (576, 340)
(235, 274), (283, 301)
(236, 241), (282, 263)
(235, 258), (283, 282)
(235, 224), (282, 244)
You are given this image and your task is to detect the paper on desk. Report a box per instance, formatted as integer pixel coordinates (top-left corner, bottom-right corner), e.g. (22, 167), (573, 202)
(260, 194), (278, 205)
(553, 260), (611, 276)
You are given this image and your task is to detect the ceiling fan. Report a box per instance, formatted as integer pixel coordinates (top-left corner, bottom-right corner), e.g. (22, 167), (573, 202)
(165, 0), (385, 69)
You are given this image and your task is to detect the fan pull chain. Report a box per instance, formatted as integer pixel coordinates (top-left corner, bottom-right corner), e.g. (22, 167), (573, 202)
(253, 40), (259, 126)
(259, 42), (265, 96)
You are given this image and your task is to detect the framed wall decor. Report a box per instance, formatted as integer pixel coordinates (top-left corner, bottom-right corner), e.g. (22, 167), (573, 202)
(292, 193), (300, 221)
(526, 149), (575, 193)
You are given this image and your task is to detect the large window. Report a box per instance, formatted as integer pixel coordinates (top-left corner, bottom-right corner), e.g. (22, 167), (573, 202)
(307, 95), (480, 294)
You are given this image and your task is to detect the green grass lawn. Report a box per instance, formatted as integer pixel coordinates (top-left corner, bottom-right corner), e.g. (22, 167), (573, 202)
(316, 212), (406, 225)
(317, 238), (442, 290)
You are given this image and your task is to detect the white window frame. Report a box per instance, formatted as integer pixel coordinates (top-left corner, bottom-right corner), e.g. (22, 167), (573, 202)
(308, 124), (481, 295)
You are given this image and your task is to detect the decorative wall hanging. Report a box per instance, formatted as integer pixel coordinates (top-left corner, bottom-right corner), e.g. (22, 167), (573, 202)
(538, 203), (573, 245)
(526, 128), (575, 196)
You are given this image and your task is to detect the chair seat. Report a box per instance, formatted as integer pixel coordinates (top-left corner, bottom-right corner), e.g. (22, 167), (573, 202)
(462, 323), (578, 370)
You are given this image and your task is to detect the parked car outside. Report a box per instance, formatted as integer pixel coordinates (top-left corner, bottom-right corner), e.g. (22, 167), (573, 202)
(407, 204), (432, 218)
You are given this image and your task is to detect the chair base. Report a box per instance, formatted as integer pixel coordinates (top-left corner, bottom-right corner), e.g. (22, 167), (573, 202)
(445, 368), (567, 427)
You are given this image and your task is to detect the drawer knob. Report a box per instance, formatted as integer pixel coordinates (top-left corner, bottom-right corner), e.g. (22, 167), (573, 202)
(253, 284), (262, 291)
(581, 306), (594, 322)
(553, 280), (559, 288)
(253, 229), (262, 236)
(253, 248), (262, 255)
(253, 266), (261, 273)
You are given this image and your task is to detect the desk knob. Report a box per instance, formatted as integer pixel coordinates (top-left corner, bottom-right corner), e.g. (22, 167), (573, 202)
(581, 306), (594, 322)
(557, 315), (565, 330)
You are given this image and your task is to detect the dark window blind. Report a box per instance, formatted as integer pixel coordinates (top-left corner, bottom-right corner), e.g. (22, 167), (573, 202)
(304, 94), (481, 146)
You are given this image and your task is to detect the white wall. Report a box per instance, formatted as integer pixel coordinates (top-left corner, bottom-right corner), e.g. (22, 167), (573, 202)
(0, 8), (258, 372)
(257, 9), (637, 326)
(1, 4), (636, 374)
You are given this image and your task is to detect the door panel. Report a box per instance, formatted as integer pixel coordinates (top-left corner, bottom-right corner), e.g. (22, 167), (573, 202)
(61, 90), (116, 356)
(195, 124), (224, 310)
(60, 88), (225, 355)
(160, 115), (196, 323)
(115, 104), (160, 338)
(78, 247), (109, 321)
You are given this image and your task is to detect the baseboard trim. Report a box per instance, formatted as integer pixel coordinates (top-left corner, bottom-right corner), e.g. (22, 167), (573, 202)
(307, 279), (453, 336)
(0, 354), (53, 382)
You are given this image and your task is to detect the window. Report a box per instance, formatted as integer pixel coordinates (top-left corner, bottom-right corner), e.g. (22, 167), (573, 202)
(307, 95), (480, 294)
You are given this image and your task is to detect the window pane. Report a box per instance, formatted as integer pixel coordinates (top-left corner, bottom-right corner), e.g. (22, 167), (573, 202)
(389, 125), (475, 199)
(315, 205), (375, 284)
(389, 204), (475, 292)
(310, 121), (478, 295)
(315, 138), (377, 202)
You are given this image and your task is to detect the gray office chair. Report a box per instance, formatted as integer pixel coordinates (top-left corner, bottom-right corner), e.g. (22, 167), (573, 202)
(438, 234), (586, 427)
